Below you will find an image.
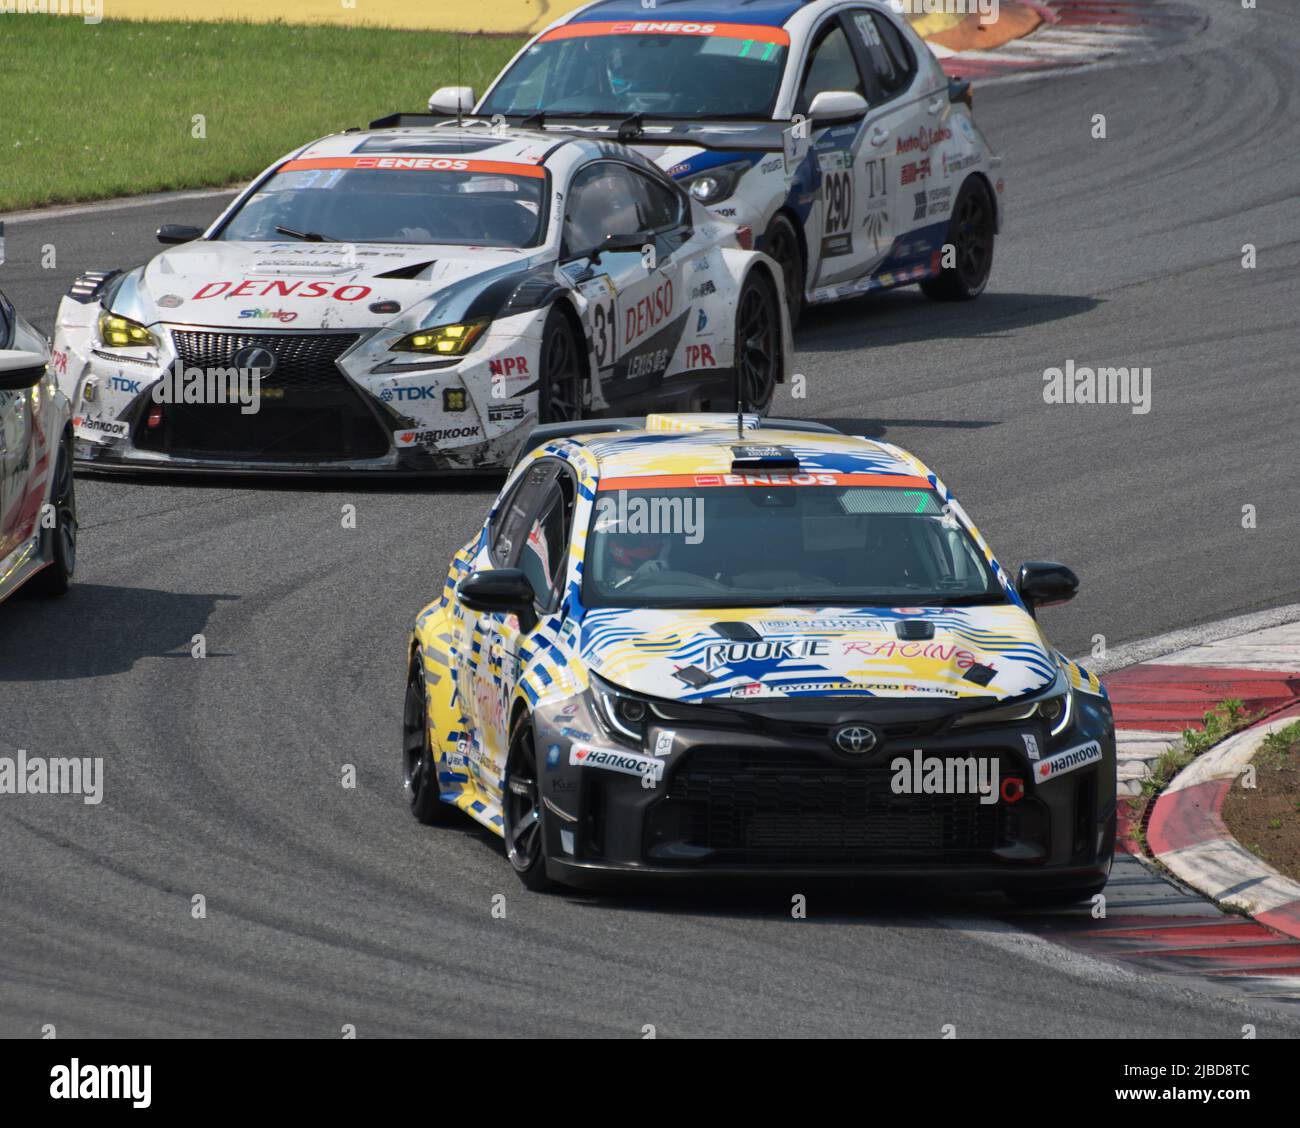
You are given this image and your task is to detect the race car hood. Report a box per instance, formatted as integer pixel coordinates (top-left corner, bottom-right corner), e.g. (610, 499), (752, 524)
(578, 603), (1060, 703)
(126, 240), (532, 331)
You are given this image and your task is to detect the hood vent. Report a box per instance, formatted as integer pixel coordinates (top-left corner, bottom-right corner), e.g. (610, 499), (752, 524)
(895, 620), (935, 641)
(375, 260), (437, 280)
(712, 621), (761, 641)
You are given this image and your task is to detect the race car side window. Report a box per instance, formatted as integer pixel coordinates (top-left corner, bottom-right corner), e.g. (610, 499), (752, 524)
(506, 461), (578, 612)
(489, 461), (560, 568)
(795, 23), (867, 116)
(627, 170), (685, 235)
(562, 162), (643, 259)
(848, 10), (916, 101)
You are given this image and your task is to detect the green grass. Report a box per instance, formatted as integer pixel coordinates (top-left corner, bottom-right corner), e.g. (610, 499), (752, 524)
(1138, 697), (1263, 800)
(2, 18), (525, 211)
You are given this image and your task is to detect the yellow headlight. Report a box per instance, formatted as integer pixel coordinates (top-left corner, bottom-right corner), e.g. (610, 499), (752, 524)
(391, 320), (488, 356)
(98, 311), (157, 349)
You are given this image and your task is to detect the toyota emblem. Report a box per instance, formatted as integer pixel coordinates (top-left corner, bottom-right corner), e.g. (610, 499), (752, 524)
(233, 345), (277, 377)
(832, 725), (879, 755)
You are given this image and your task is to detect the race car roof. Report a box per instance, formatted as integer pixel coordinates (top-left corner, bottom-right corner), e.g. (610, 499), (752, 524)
(289, 127), (563, 173)
(565, 0), (805, 28)
(560, 415), (936, 489)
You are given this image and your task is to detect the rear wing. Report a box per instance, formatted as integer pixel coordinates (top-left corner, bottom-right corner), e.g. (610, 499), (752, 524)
(367, 112), (790, 154)
(511, 417), (843, 468)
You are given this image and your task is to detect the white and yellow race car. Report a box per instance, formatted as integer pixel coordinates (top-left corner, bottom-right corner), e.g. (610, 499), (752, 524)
(404, 414), (1115, 904)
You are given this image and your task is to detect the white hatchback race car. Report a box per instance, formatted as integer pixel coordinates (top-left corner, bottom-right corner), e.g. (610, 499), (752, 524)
(0, 290), (76, 605)
(454, 0), (1004, 323)
(52, 122), (790, 475)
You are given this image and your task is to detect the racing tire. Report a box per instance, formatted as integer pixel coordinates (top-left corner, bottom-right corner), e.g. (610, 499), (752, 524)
(502, 714), (555, 892)
(921, 177), (995, 301)
(735, 270), (781, 414)
(403, 652), (456, 826)
(25, 429), (77, 598)
(763, 214), (804, 327)
(537, 307), (583, 424)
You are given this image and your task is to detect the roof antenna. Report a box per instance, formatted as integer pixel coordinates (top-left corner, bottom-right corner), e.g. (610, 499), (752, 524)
(456, 36), (464, 127)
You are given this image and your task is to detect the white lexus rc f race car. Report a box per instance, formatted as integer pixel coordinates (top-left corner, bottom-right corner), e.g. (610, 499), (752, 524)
(451, 0), (1004, 323)
(52, 121), (791, 475)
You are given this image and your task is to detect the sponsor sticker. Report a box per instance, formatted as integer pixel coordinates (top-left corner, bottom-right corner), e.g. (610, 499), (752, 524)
(1022, 733), (1041, 761)
(569, 743), (665, 782)
(1035, 740), (1103, 781)
(653, 730), (675, 757)
(73, 416), (129, 441)
(394, 425), (482, 448)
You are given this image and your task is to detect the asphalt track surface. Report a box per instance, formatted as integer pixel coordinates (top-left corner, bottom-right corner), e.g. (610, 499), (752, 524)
(2, 0), (1299, 1037)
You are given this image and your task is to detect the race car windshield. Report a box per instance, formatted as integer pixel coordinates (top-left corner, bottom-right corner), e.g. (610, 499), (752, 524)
(217, 164), (547, 247)
(583, 485), (1008, 609)
(482, 29), (788, 119)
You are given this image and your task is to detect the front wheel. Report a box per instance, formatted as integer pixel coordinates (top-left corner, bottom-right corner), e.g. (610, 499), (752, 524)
(403, 653), (456, 825)
(735, 271), (781, 414)
(538, 307), (583, 423)
(26, 428), (77, 598)
(502, 715), (554, 892)
(921, 177), (995, 301)
(763, 214), (804, 327)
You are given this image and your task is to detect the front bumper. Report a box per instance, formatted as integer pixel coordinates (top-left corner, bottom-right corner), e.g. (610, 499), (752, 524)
(534, 691), (1116, 889)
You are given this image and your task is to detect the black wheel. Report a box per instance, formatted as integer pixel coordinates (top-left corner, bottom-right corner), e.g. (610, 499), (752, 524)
(921, 177), (995, 301)
(763, 213), (804, 327)
(502, 715), (554, 892)
(26, 429), (76, 598)
(735, 271), (781, 414)
(403, 653), (455, 826)
(1005, 880), (1109, 909)
(537, 307), (583, 423)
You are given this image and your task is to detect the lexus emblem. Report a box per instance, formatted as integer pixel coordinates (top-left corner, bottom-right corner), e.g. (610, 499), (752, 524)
(832, 725), (879, 755)
(233, 345), (277, 377)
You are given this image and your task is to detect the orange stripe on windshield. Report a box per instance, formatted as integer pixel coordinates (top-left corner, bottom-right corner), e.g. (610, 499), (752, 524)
(541, 21), (790, 45)
(279, 157), (545, 178)
(597, 473), (933, 491)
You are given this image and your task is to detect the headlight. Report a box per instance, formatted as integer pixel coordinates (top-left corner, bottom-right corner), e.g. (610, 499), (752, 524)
(952, 677), (1074, 738)
(98, 311), (158, 349)
(590, 672), (651, 746)
(390, 320), (488, 356)
(683, 160), (751, 205)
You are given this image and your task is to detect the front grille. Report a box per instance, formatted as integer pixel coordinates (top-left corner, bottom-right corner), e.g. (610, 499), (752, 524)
(136, 331), (389, 462)
(646, 747), (1022, 865)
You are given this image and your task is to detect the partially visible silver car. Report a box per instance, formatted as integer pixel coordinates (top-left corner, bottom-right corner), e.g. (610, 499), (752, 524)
(0, 290), (76, 605)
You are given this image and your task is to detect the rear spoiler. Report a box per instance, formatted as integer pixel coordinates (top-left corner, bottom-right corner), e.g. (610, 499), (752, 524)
(511, 417), (843, 468)
(366, 112), (789, 153)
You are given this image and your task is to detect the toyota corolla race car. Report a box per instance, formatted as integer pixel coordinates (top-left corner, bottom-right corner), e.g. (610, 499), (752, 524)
(403, 415), (1115, 902)
(442, 0), (1003, 322)
(0, 290), (76, 605)
(52, 123), (790, 475)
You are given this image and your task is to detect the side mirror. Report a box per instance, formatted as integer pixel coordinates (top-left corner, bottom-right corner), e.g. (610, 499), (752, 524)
(807, 90), (868, 124)
(156, 224), (204, 245)
(429, 85), (476, 114)
(1017, 562), (1079, 612)
(0, 349), (49, 391)
(457, 568), (538, 631)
